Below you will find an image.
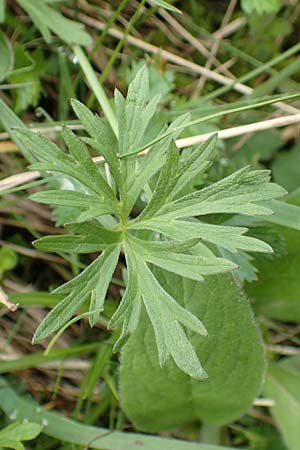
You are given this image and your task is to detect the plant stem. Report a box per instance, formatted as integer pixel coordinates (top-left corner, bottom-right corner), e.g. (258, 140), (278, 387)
(90, 0), (131, 57)
(72, 45), (118, 137)
(201, 424), (221, 445)
(99, 0), (146, 85)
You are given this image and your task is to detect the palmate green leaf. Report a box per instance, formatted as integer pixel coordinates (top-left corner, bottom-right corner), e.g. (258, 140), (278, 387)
(109, 251), (142, 351)
(119, 65), (152, 155)
(122, 112), (191, 216)
(138, 141), (179, 221)
(70, 99), (121, 185)
(130, 218), (273, 253)
(127, 234), (237, 281)
(16, 128), (118, 204)
(153, 167), (286, 220)
(31, 190), (110, 209)
(17, 0), (91, 45)
(123, 245), (208, 379)
(130, 166), (286, 229)
(34, 234), (115, 254)
(23, 66), (289, 379)
(34, 223), (121, 254)
(120, 272), (265, 431)
(171, 133), (217, 198)
(33, 244), (121, 342)
(111, 233), (234, 378)
(31, 190), (119, 221)
(115, 68), (163, 208)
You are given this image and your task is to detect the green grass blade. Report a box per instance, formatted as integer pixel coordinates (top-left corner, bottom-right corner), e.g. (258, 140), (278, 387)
(0, 377), (237, 450)
(121, 92), (300, 157)
(73, 45), (118, 136)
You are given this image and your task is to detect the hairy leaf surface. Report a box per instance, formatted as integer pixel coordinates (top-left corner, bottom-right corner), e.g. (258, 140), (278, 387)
(246, 227), (300, 321)
(120, 272), (265, 431)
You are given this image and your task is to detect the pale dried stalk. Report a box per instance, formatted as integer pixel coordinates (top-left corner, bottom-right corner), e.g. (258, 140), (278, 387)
(0, 141), (18, 152)
(0, 287), (19, 311)
(176, 113), (300, 148)
(213, 17), (247, 39)
(266, 344), (300, 355)
(157, 8), (233, 78)
(1, 113), (299, 191)
(0, 171), (40, 192)
(0, 124), (84, 142)
(65, 11), (255, 92)
(253, 398), (275, 407)
(196, 0), (238, 94)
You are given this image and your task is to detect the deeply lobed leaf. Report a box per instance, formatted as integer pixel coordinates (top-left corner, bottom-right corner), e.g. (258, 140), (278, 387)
(17, 66), (287, 378)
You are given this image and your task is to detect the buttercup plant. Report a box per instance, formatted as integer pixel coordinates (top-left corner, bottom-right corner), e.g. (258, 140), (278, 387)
(15, 67), (287, 379)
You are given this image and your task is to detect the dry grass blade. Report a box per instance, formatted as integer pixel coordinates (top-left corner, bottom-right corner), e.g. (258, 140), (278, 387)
(196, 0), (238, 94)
(0, 171), (40, 192)
(176, 113), (300, 148)
(0, 287), (19, 311)
(1, 113), (299, 190)
(68, 10), (299, 115)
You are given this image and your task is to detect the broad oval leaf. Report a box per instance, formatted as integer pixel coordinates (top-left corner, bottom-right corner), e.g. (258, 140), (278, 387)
(120, 272), (265, 432)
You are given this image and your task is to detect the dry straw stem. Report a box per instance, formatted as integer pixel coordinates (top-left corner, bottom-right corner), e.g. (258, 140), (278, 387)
(0, 113), (299, 192)
(176, 113), (300, 148)
(253, 398), (275, 407)
(0, 287), (18, 311)
(213, 16), (247, 39)
(0, 125), (84, 142)
(0, 171), (41, 191)
(0, 141), (18, 152)
(156, 7), (235, 80)
(66, 9), (299, 115)
(266, 344), (300, 355)
(195, 0), (239, 94)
